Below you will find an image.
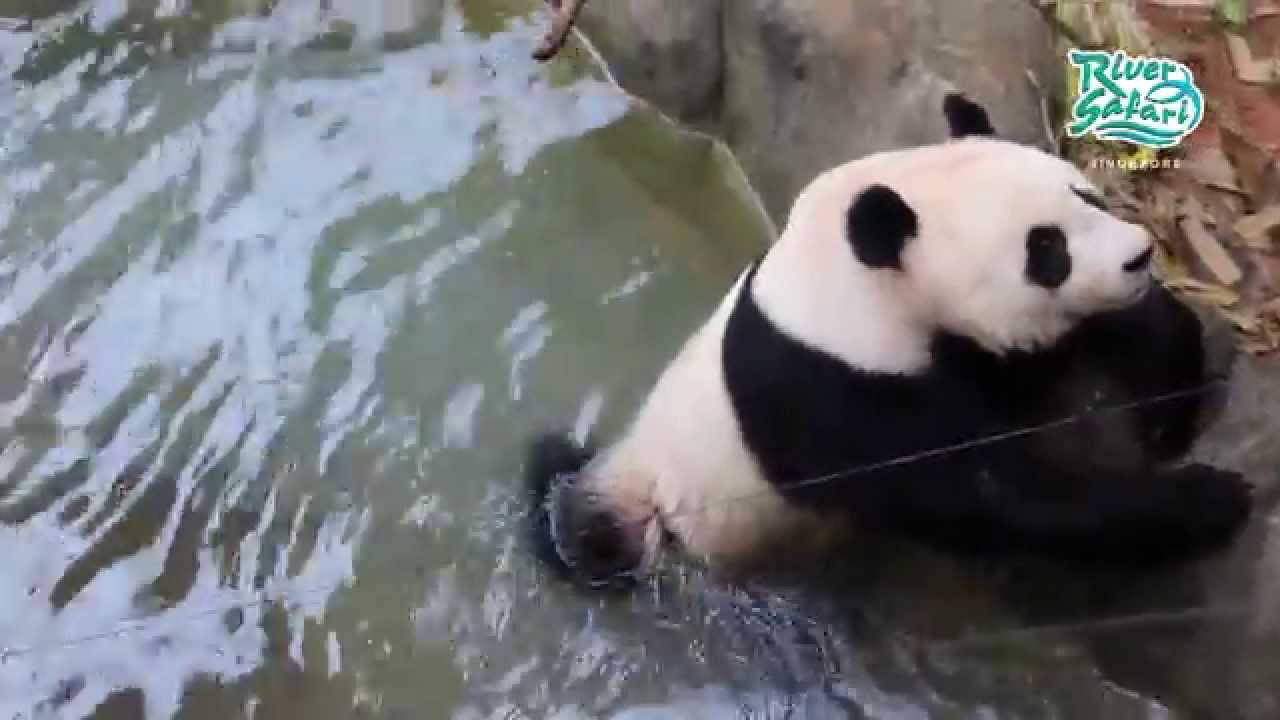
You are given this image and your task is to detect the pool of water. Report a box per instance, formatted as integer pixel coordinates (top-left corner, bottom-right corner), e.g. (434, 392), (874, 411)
(0, 1), (1223, 718)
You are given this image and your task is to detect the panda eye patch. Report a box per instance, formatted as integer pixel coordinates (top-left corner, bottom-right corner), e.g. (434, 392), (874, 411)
(1071, 186), (1108, 212)
(1025, 224), (1071, 289)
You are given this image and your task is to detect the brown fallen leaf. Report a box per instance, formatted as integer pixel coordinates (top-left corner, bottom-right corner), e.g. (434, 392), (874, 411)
(1164, 274), (1243, 306)
(1179, 199), (1245, 286)
(1233, 204), (1280, 249)
(532, 0), (588, 62)
(1184, 145), (1241, 191)
(1176, 288), (1242, 309)
(1182, 145), (1249, 215)
(1241, 337), (1274, 355)
(1220, 127), (1280, 207)
(1256, 253), (1280, 297)
(1253, 307), (1280, 342)
(1149, 0), (1280, 22)
(1257, 297), (1280, 342)
(1225, 33), (1280, 85)
(1218, 306), (1261, 332)
(1260, 164), (1280, 209)
(1131, 191), (1175, 249)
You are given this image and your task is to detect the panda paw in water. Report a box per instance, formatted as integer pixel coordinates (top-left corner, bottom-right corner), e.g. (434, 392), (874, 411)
(1162, 463), (1255, 554)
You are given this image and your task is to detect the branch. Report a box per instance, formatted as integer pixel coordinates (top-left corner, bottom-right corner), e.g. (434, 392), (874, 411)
(532, 0), (588, 61)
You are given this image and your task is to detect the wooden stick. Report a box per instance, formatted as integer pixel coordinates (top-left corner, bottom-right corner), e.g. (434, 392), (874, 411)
(532, 0), (589, 61)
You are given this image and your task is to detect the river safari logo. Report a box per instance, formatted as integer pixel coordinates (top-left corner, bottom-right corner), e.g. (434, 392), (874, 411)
(1065, 48), (1204, 150)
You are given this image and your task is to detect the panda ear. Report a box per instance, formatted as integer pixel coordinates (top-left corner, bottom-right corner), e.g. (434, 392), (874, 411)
(943, 92), (995, 138)
(846, 184), (917, 270)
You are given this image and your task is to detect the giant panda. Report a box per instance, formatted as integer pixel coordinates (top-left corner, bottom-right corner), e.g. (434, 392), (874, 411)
(524, 93), (1254, 590)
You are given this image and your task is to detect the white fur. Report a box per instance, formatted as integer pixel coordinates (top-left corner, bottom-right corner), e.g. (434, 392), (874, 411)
(580, 269), (839, 571)
(757, 137), (1153, 365)
(575, 136), (1154, 570)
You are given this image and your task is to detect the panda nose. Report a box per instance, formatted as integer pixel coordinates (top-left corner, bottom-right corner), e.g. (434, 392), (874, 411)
(1123, 245), (1154, 273)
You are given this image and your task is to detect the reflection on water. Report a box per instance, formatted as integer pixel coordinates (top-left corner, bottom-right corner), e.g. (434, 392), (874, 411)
(1, 1), (773, 717)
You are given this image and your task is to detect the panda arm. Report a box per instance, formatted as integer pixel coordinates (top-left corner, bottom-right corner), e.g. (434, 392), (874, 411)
(972, 459), (1251, 564)
(720, 269), (1249, 563)
(728, 340), (1250, 564)
(874, 383), (1254, 564)
(1064, 283), (1210, 462)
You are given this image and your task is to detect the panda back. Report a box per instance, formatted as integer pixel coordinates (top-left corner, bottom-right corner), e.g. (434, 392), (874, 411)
(590, 263), (826, 565)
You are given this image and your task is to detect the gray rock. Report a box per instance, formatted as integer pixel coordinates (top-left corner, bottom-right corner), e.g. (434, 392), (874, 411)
(577, 0), (1060, 223)
(577, 0), (725, 132)
(1168, 350), (1280, 719)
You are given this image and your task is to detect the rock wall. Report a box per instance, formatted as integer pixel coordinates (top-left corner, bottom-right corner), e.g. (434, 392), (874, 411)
(576, 0), (1061, 224)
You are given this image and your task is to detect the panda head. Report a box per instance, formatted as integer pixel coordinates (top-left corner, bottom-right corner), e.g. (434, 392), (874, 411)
(836, 93), (1156, 354)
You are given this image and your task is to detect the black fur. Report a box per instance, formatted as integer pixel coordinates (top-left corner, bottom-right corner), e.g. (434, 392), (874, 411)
(721, 259), (1252, 566)
(846, 184), (918, 269)
(1025, 224), (1072, 289)
(943, 92), (996, 138)
(524, 432), (592, 578)
(1071, 185), (1109, 212)
(523, 432), (642, 590)
(1123, 245), (1154, 273)
(1063, 282), (1210, 463)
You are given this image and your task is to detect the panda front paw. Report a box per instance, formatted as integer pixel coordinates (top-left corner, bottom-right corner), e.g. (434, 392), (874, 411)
(1163, 463), (1254, 554)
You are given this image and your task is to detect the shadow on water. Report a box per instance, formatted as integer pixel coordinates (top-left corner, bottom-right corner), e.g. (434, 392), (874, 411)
(4, 1), (1273, 719)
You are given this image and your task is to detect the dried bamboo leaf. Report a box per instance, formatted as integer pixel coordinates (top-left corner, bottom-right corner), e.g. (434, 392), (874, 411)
(1241, 338), (1274, 355)
(1183, 145), (1243, 194)
(1225, 33), (1280, 85)
(1219, 127), (1280, 204)
(1233, 205), (1280, 247)
(1056, 0), (1154, 52)
(1144, 0), (1215, 8)
(1180, 213), (1244, 286)
(1259, 296), (1280, 316)
(1218, 306), (1260, 332)
(1165, 275), (1243, 306)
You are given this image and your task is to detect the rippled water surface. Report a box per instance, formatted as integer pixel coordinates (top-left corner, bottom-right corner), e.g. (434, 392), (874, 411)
(0, 2), (788, 716)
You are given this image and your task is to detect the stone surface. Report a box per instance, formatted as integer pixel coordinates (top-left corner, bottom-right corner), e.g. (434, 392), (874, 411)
(1004, 304), (1280, 719)
(1165, 344), (1280, 719)
(577, 0), (725, 132)
(577, 0), (1061, 223)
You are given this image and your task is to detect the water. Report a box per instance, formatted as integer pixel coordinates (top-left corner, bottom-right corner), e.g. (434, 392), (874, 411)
(0, 1), (781, 716)
(0, 2), (1237, 718)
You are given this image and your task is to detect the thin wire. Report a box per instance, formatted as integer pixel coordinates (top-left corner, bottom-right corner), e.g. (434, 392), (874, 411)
(929, 603), (1252, 652)
(755, 379), (1225, 497)
(559, 377), (1231, 534)
(0, 377), (1235, 664)
(0, 581), (350, 663)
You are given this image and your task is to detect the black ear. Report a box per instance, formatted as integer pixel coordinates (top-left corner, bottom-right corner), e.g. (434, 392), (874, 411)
(943, 92), (995, 138)
(847, 184), (918, 270)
